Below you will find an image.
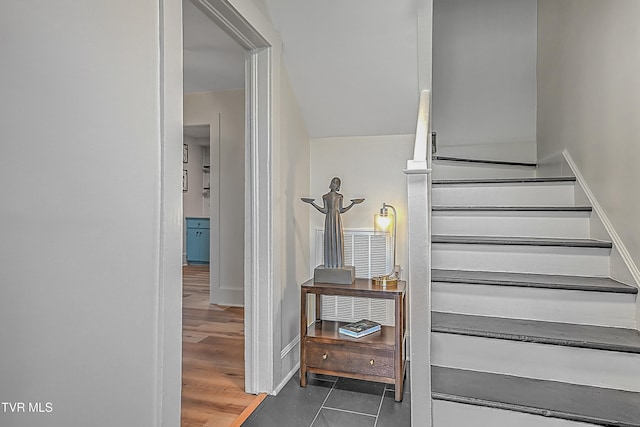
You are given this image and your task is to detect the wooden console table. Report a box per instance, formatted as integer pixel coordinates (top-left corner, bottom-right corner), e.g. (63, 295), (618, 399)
(299, 278), (407, 401)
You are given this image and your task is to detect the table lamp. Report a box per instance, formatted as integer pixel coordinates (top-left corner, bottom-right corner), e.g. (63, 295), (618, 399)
(373, 202), (398, 287)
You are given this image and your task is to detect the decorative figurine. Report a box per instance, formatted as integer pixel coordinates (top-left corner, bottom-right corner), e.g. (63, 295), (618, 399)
(302, 177), (364, 284)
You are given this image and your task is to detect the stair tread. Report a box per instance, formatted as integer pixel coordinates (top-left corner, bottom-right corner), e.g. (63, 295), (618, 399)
(432, 366), (640, 426)
(432, 235), (612, 248)
(432, 205), (592, 212)
(432, 312), (640, 354)
(432, 155), (537, 167)
(433, 176), (576, 185)
(432, 269), (637, 294)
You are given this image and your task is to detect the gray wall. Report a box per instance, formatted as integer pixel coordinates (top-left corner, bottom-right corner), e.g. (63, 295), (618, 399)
(433, 0), (537, 161)
(537, 0), (640, 272)
(0, 0), (182, 426)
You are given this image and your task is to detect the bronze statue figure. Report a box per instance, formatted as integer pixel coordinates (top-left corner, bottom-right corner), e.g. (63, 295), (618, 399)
(302, 177), (364, 283)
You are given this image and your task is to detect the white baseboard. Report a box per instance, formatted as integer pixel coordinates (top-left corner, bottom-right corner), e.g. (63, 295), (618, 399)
(281, 334), (300, 360)
(274, 361), (300, 396)
(536, 151), (575, 178)
(210, 288), (243, 306)
(271, 335), (301, 395)
(563, 150), (640, 289)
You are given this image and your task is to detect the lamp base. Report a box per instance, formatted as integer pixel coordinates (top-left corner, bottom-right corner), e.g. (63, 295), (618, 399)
(372, 274), (398, 288)
(314, 265), (355, 284)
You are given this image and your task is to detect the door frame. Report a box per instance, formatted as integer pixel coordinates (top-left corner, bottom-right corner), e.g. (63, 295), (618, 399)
(159, 4), (274, 423)
(187, 0), (274, 395)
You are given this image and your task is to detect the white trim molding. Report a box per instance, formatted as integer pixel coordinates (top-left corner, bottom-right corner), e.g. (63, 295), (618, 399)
(272, 336), (300, 395)
(281, 334), (300, 360)
(563, 150), (640, 288)
(189, 0), (275, 395)
(405, 35), (434, 423)
(274, 362), (300, 396)
(212, 288), (244, 306)
(158, 0), (184, 425)
(244, 45), (274, 394)
(405, 171), (433, 426)
(189, 0), (269, 50)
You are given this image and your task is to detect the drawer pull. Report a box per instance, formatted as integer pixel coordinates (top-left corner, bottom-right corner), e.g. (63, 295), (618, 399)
(322, 353), (328, 360)
(369, 359), (375, 365)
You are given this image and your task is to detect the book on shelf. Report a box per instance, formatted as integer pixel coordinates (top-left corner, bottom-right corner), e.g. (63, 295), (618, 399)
(338, 319), (381, 338)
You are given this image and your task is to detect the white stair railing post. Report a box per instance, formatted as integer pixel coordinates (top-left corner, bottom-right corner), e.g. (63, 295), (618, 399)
(404, 89), (433, 426)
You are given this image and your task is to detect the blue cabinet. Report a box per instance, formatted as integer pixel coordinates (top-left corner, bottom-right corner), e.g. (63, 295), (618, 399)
(186, 218), (210, 264)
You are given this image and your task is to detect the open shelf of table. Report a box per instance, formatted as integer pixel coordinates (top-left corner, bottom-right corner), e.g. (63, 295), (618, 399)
(307, 320), (395, 347)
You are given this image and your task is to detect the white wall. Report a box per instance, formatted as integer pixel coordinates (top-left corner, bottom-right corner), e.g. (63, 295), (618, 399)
(432, 0), (537, 161)
(249, 0), (271, 19)
(182, 136), (206, 218)
(309, 135), (415, 276)
(274, 63), (312, 380)
(184, 90), (245, 305)
(537, 0), (640, 277)
(0, 1), (182, 426)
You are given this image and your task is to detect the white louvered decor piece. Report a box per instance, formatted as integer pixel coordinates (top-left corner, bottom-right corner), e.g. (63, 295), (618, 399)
(315, 229), (395, 326)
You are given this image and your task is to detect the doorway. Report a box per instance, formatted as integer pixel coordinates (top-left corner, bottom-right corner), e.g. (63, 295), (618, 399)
(180, 0), (273, 398)
(159, 1), (274, 422)
(183, 0), (246, 299)
(181, 0), (254, 424)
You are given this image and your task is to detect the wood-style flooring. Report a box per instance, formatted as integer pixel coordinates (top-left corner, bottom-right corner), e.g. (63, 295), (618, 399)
(182, 265), (265, 427)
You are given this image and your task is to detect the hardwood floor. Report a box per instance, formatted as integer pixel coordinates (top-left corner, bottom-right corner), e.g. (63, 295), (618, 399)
(182, 265), (265, 427)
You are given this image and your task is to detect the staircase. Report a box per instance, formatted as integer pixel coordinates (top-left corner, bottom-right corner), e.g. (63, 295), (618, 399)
(428, 157), (640, 426)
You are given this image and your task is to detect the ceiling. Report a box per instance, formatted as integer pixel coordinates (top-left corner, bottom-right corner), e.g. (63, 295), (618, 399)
(264, 0), (419, 138)
(182, 0), (245, 93)
(183, 0), (420, 138)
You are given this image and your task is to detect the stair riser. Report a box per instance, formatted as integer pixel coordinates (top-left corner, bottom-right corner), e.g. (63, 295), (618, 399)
(432, 244), (610, 276)
(433, 282), (636, 328)
(432, 212), (590, 239)
(433, 163), (537, 180)
(433, 333), (640, 392)
(433, 400), (595, 427)
(433, 142), (537, 162)
(432, 183), (575, 206)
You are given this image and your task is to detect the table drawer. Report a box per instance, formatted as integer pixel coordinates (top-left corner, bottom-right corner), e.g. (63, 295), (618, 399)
(186, 218), (210, 229)
(306, 341), (394, 378)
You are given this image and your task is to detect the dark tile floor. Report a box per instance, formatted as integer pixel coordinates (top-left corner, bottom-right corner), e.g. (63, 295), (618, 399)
(242, 368), (410, 427)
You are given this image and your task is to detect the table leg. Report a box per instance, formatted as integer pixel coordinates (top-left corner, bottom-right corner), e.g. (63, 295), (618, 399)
(300, 288), (308, 387)
(315, 294), (322, 322)
(395, 293), (404, 401)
